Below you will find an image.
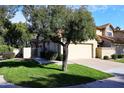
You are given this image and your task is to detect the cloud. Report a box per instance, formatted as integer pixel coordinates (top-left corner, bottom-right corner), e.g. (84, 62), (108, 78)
(87, 5), (108, 12)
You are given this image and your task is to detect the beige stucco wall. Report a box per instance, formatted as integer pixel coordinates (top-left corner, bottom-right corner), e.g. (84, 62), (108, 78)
(68, 44), (93, 60)
(61, 39), (97, 60)
(96, 47), (116, 59)
(31, 39), (97, 60)
(96, 30), (102, 36)
(23, 47), (31, 58)
(105, 25), (114, 37)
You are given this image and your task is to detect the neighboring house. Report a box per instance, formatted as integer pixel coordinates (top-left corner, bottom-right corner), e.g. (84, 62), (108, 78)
(96, 23), (124, 58)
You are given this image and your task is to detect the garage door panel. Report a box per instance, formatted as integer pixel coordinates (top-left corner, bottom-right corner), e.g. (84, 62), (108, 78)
(68, 44), (92, 60)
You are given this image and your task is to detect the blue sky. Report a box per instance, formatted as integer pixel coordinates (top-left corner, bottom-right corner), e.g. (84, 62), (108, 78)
(10, 5), (124, 29)
(88, 5), (124, 29)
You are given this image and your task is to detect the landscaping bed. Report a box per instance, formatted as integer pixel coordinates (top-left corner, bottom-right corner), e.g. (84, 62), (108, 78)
(0, 59), (112, 88)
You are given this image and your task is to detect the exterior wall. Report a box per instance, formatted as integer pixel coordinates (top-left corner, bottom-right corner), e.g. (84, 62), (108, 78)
(61, 39), (97, 59)
(31, 48), (42, 57)
(113, 31), (124, 38)
(96, 30), (102, 36)
(105, 25), (113, 37)
(31, 41), (60, 58)
(13, 48), (20, 56)
(115, 44), (124, 54)
(45, 42), (60, 52)
(23, 47), (31, 58)
(96, 47), (102, 58)
(68, 44), (93, 60)
(86, 40), (97, 58)
(31, 39), (97, 59)
(102, 38), (113, 47)
(96, 47), (116, 59)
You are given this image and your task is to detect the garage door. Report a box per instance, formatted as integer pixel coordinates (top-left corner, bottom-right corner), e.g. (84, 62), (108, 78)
(68, 44), (93, 60)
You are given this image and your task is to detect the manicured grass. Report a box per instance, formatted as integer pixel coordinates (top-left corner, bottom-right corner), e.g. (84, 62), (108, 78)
(0, 59), (112, 88)
(114, 59), (124, 63)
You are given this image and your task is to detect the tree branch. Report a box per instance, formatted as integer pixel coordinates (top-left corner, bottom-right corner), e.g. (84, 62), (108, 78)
(50, 36), (64, 46)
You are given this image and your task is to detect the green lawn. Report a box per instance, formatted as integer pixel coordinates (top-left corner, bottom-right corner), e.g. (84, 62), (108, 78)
(114, 59), (124, 63)
(0, 59), (112, 88)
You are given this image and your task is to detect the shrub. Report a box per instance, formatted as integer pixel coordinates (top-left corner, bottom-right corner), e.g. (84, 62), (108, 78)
(103, 56), (109, 60)
(2, 52), (15, 59)
(40, 51), (58, 60)
(117, 54), (124, 58)
(56, 54), (63, 61)
(0, 45), (13, 54)
(111, 54), (118, 60)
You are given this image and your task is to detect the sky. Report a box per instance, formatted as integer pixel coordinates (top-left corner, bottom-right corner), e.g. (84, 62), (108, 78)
(10, 5), (124, 29)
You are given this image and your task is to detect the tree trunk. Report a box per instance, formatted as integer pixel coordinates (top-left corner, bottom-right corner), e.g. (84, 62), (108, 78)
(35, 34), (40, 57)
(62, 44), (69, 71)
(42, 41), (46, 52)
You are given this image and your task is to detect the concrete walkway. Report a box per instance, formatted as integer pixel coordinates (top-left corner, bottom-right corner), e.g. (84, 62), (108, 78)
(0, 75), (20, 88)
(33, 57), (50, 64)
(68, 58), (124, 88)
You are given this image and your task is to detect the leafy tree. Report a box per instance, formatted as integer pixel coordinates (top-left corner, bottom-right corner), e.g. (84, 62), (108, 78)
(0, 36), (5, 45)
(48, 6), (96, 71)
(0, 5), (18, 45)
(5, 22), (32, 48)
(0, 5), (18, 31)
(22, 5), (96, 71)
(22, 5), (51, 56)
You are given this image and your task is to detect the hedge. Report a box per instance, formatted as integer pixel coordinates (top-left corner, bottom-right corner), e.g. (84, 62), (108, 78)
(103, 56), (109, 60)
(0, 45), (13, 54)
(2, 52), (15, 59)
(111, 54), (118, 60)
(40, 51), (58, 60)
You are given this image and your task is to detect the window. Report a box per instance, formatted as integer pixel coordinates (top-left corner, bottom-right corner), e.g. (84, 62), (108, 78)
(107, 32), (112, 37)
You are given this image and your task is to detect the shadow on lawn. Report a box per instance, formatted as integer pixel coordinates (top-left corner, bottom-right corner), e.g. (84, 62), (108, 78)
(16, 73), (96, 88)
(0, 59), (61, 71)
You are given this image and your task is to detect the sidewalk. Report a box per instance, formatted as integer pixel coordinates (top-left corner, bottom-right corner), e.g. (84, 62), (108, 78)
(0, 75), (20, 88)
(67, 59), (124, 88)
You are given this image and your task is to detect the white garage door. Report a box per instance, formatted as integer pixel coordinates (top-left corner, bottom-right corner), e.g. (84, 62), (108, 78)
(68, 44), (93, 60)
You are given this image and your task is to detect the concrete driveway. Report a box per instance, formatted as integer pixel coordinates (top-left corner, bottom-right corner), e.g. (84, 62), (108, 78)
(68, 58), (124, 88)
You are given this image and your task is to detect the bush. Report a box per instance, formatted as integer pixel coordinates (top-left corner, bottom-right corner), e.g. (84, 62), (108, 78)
(0, 45), (13, 54)
(56, 54), (63, 61)
(2, 52), (15, 59)
(103, 56), (109, 60)
(40, 51), (58, 60)
(117, 54), (124, 58)
(111, 54), (118, 60)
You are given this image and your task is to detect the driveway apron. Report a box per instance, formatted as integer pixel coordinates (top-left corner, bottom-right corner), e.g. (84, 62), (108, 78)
(68, 58), (124, 88)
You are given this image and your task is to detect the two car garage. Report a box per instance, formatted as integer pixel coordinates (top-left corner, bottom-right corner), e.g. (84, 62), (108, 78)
(67, 40), (97, 60)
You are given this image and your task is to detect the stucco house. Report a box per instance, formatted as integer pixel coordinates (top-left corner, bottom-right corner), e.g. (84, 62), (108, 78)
(96, 23), (124, 58)
(31, 37), (97, 60)
(24, 23), (124, 60)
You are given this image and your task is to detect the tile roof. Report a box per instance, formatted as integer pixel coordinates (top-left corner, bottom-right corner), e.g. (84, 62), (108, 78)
(96, 23), (115, 31)
(98, 35), (124, 44)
